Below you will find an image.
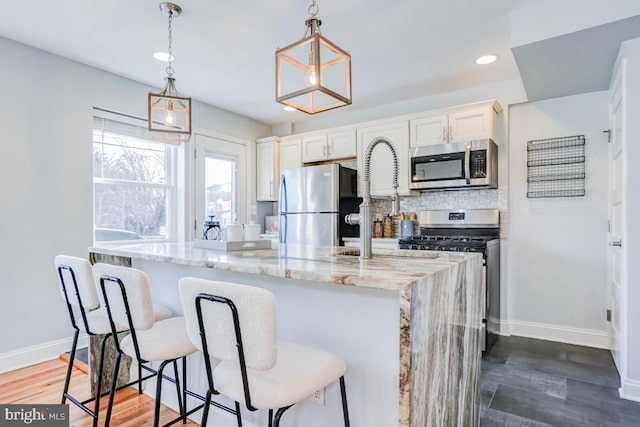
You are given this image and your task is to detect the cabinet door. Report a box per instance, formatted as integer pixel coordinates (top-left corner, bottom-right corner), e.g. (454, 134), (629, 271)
(409, 114), (448, 147)
(448, 106), (495, 142)
(302, 134), (328, 162)
(327, 129), (356, 159)
(357, 121), (415, 197)
(280, 138), (302, 171)
(256, 141), (277, 201)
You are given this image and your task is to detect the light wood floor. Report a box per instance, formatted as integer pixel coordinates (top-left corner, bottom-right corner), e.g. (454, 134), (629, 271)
(0, 356), (200, 427)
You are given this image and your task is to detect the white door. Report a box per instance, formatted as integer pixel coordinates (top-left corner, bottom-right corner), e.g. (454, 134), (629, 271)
(194, 133), (248, 237)
(608, 60), (625, 370)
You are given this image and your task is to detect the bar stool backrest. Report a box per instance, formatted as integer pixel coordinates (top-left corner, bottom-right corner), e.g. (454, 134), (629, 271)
(179, 277), (277, 371)
(93, 263), (155, 331)
(55, 255), (100, 310)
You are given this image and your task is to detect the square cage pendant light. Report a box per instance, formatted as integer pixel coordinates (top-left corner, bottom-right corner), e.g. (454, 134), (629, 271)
(148, 2), (191, 142)
(275, 1), (352, 114)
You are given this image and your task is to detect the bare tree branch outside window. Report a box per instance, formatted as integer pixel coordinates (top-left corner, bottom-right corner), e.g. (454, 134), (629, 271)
(93, 130), (174, 242)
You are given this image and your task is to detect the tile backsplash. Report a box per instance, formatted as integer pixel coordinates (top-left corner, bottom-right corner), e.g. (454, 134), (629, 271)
(399, 189), (498, 212)
(372, 189), (499, 237)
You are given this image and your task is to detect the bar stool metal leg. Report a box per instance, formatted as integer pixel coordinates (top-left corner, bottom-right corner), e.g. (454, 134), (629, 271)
(340, 376), (350, 427)
(61, 329), (79, 404)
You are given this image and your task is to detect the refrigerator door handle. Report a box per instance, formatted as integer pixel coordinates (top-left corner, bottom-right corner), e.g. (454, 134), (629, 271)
(281, 214), (287, 244)
(280, 174), (287, 243)
(280, 174), (288, 213)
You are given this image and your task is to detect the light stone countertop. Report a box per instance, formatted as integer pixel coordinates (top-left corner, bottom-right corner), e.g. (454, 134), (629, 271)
(89, 241), (477, 293)
(89, 241), (482, 426)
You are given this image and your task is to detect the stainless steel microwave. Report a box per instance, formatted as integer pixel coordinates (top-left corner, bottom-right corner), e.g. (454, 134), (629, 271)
(409, 139), (498, 190)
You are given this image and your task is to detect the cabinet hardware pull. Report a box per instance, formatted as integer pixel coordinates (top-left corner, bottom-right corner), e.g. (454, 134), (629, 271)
(443, 126), (447, 142)
(323, 144), (326, 157)
(450, 125), (454, 141)
(609, 240), (622, 247)
(269, 179), (273, 198)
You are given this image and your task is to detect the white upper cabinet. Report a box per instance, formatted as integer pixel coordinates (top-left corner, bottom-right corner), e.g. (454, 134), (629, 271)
(302, 134), (328, 162)
(302, 129), (356, 162)
(409, 114), (448, 147)
(409, 102), (499, 147)
(279, 137), (302, 171)
(357, 121), (416, 197)
(327, 130), (357, 160)
(448, 106), (497, 142)
(256, 137), (279, 201)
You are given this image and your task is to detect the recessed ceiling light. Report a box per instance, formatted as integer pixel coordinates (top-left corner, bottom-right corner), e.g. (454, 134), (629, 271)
(283, 106), (297, 112)
(153, 51), (175, 62)
(476, 54), (498, 65)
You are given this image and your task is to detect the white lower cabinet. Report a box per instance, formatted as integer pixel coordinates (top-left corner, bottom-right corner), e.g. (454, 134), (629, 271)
(357, 121), (416, 197)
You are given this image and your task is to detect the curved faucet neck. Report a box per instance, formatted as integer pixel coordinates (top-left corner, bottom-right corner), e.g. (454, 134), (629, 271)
(360, 137), (401, 259)
(362, 137), (399, 202)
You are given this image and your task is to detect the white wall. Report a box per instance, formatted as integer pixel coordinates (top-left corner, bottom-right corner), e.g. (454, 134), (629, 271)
(0, 36), (270, 367)
(507, 92), (610, 347)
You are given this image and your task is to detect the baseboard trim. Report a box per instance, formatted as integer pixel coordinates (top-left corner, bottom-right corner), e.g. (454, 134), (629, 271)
(0, 335), (89, 374)
(620, 378), (640, 402)
(507, 320), (609, 349)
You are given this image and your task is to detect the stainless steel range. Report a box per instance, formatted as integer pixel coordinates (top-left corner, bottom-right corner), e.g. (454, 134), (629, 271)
(399, 208), (500, 351)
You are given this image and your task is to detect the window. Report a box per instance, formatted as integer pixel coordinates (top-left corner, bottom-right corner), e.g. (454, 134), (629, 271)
(93, 116), (177, 243)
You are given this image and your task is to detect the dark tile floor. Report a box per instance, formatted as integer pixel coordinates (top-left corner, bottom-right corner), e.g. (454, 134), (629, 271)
(481, 336), (640, 426)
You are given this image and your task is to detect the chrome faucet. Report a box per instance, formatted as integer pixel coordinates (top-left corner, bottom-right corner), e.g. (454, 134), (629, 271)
(345, 137), (400, 259)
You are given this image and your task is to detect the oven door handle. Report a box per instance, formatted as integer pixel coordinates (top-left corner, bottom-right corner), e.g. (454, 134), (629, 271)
(464, 144), (471, 184)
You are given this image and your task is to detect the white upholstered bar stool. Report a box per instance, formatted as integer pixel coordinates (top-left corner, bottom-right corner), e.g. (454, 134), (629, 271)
(55, 256), (173, 427)
(93, 263), (201, 427)
(56, 255), (121, 427)
(178, 277), (351, 427)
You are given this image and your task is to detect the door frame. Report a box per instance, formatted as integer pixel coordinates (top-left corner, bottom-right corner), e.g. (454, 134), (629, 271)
(189, 130), (250, 241)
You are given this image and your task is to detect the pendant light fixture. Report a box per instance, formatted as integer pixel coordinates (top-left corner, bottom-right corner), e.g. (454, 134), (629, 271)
(148, 2), (191, 142)
(275, 0), (352, 114)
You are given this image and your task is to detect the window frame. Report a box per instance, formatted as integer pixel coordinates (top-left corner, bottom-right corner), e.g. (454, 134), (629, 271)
(92, 111), (181, 244)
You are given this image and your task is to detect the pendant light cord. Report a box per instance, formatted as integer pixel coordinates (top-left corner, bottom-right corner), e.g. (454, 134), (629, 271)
(166, 11), (174, 77)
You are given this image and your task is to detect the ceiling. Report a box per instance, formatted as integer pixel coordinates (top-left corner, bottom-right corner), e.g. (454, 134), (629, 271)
(0, 1), (636, 126)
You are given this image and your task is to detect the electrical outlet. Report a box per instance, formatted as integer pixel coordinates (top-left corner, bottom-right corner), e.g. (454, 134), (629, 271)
(309, 388), (325, 406)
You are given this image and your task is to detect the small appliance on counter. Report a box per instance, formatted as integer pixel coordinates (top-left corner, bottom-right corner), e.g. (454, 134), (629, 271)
(195, 221), (271, 252)
(280, 164), (361, 246)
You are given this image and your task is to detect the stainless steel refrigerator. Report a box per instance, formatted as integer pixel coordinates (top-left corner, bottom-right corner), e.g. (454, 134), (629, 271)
(279, 164), (360, 246)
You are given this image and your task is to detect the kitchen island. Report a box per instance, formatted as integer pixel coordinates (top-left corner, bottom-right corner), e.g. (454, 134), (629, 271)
(89, 242), (482, 427)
